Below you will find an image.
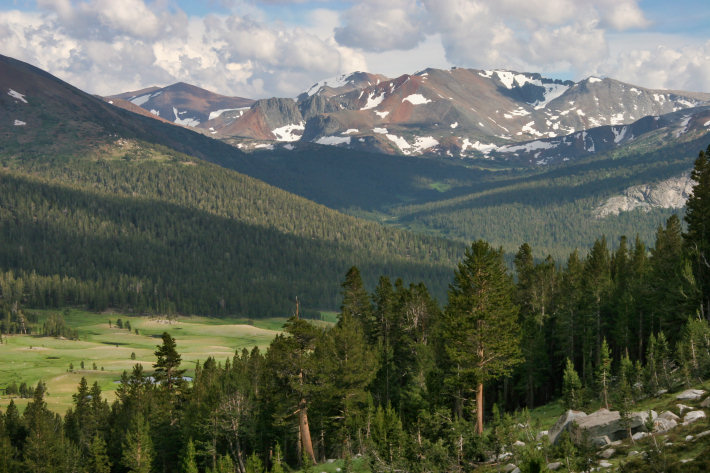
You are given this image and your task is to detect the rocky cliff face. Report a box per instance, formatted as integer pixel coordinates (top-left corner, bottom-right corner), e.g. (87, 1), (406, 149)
(594, 173), (695, 218)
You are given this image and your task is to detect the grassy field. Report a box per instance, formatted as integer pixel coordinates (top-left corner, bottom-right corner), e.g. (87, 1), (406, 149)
(0, 309), (285, 414)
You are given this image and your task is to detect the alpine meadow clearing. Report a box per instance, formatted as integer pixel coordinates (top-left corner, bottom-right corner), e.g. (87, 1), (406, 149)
(0, 308), (286, 413)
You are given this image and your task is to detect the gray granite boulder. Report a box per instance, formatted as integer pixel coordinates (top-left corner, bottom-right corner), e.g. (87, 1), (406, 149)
(548, 410), (587, 444)
(570, 409), (656, 446)
(683, 410), (706, 425)
(676, 389), (706, 400)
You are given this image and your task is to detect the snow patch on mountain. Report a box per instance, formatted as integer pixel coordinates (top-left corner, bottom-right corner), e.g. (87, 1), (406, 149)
(613, 126), (628, 143)
(306, 73), (353, 96)
(375, 110), (389, 119)
(610, 113), (625, 125)
(385, 134), (438, 155)
(386, 134), (411, 151)
(403, 94), (431, 105)
(14, 119), (26, 126)
(343, 128), (359, 134)
(362, 91), (386, 110)
(705, 120), (710, 127)
(150, 109), (160, 116)
(272, 122), (305, 142)
(316, 136), (351, 145)
(504, 107), (531, 118)
(483, 70), (538, 89)
(587, 77), (602, 83)
(533, 83), (570, 109)
(172, 107), (200, 127)
(209, 108), (247, 120)
(594, 173), (694, 218)
(450, 122), (458, 129)
(373, 127), (388, 134)
(521, 121), (544, 137)
(461, 138), (498, 155)
(499, 140), (556, 154)
(674, 115), (692, 137)
(8, 89), (27, 103)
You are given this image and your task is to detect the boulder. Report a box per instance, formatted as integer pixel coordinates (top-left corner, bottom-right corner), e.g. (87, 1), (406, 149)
(599, 460), (612, 468)
(593, 435), (612, 448)
(547, 462), (562, 471)
(701, 396), (710, 408)
(569, 409), (656, 446)
(632, 431), (648, 441)
(676, 389), (706, 400)
(659, 411), (680, 422)
(653, 417), (677, 433)
(503, 464), (517, 473)
(696, 430), (710, 439)
(598, 448), (616, 459)
(685, 435), (694, 441)
(513, 440), (526, 447)
(548, 410), (587, 444)
(536, 430), (549, 441)
(677, 404), (692, 415)
(683, 410), (707, 425)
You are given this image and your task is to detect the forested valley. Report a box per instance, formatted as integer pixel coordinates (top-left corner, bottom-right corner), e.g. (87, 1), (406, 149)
(1, 146), (709, 472)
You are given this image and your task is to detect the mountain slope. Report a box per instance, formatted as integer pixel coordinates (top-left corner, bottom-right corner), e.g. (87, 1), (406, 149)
(0, 54), (465, 315)
(112, 67), (710, 157)
(107, 82), (254, 129)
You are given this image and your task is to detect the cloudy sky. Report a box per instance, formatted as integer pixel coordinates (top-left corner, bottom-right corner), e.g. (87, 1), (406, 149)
(1, 0), (709, 98)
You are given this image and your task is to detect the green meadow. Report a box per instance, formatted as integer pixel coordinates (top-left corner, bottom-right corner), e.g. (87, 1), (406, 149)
(0, 309), (285, 414)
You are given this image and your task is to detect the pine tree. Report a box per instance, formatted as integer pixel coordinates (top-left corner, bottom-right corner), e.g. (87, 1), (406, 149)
(153, 331), (185, 392)
(684, 144), (710, 319)
(562, 358), (582, 410)
(87, 432), (111, 473)
(180, 438), (198, 473)
(270, 443), (284, 473)
(340, 266), (375, 339)
(582, 237), (611, 378)
(441, 240), (522, 434)
(596, 338), (612, 409)
(245, 452), (264, 473)
(122, 413), (153, 473)
(616, 353), (635, 441)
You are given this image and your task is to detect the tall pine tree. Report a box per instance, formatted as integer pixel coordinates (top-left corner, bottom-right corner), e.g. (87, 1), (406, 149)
(684, 144), (710, 320)
(441, 240), (522, 434)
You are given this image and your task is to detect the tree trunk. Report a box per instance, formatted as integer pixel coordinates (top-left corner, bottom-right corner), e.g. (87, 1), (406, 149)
(299, 400), (316, 464)
(476, 382), (484, 435)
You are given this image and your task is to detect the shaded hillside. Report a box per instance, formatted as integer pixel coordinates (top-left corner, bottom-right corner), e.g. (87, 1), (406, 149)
(0, 54), (465, 315)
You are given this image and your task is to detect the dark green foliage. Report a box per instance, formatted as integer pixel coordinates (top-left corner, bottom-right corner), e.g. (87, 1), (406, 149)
(562, 358), (582, 410)
(439, 240), (522, 431)
(121, 413), (153, 473)
(180, 438), (198, 473)
(87, 433), (111, 473)
(153, 332), (185, 393)
(41, 312), (78, 339)
(0, 157), (462, 316)
(684, 144), (710, 318)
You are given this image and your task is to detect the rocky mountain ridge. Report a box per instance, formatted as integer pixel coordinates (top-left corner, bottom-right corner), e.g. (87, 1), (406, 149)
(105, 68), (710, 161)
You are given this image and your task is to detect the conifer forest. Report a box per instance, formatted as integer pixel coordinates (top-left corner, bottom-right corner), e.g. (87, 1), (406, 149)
(0, 147), (710, 472)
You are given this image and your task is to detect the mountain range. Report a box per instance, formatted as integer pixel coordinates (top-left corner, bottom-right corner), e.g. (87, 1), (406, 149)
(105, 68), (710, 164)
(3, 52), (710, 315)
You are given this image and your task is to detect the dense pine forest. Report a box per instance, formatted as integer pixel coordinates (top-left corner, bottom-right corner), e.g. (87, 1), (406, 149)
(0, 146), (709, 472)
(0, 141), (463, 318)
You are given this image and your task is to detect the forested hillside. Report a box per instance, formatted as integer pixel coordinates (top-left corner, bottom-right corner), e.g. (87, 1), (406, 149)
(0, 142), (463, 317)
(1, 145), (709, 473)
